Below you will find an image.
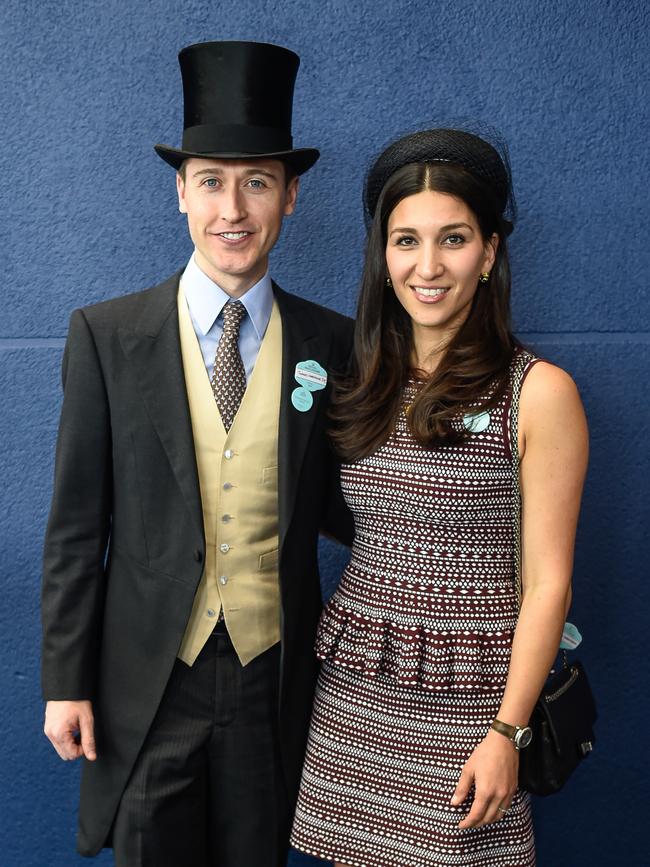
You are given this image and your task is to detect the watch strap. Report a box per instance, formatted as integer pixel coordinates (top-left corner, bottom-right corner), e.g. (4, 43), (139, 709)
(491, 718), (518, 740)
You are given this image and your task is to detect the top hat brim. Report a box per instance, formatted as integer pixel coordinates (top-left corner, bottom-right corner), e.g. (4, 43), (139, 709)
(154, 143), (320, 175)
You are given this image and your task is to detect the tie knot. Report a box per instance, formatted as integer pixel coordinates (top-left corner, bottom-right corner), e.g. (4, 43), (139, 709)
(222, 300), (247, 334)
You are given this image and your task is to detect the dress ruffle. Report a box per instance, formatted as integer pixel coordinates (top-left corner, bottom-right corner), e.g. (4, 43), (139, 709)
(315, 596), (515, 691)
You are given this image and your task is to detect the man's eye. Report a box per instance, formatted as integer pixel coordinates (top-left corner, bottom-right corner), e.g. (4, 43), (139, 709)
(247, 179), (267, 189)
(203, 178), (219, 188)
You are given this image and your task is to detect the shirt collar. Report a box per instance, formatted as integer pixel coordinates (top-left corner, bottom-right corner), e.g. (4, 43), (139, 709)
(180, 254), (274, 340)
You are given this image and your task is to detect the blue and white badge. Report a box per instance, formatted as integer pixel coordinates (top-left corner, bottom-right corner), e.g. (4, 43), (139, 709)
(560, 621), (583, 650)
(463, 410), (491, 433)
(294, 359), (328, 392)
(291, 386), (314, 412)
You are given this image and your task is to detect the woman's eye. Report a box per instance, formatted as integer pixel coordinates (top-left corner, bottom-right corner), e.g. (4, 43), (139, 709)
(444, 233), (465, 246)
(395, 235), (417, 246)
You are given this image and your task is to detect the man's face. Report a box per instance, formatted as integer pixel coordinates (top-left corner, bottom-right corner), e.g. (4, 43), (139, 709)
(176, 158), (299, 296)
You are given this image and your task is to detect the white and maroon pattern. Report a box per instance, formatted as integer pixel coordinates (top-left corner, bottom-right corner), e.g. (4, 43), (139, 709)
(291, 351), (537, 866)
(211, 300), (247, 431)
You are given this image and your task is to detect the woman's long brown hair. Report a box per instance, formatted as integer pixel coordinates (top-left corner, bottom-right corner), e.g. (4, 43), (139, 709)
(330, 162), (519, 462)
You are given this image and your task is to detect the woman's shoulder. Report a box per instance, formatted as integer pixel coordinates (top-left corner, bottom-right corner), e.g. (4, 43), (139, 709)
(518, 356), (588, 452)
(519, 357), (581, 408)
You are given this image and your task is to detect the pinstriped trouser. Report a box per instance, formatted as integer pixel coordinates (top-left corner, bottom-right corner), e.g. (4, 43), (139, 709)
(112, 630), (287, 867)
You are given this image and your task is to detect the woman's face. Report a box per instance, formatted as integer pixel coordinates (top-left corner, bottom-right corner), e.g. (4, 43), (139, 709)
(385, 189), (497, 348)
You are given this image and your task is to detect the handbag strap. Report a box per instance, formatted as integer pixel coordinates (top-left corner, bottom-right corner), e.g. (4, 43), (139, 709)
(509, 349), (537, 610)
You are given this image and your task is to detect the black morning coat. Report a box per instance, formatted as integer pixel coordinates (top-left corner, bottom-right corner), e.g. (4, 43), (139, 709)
(41, 272), (354, 855)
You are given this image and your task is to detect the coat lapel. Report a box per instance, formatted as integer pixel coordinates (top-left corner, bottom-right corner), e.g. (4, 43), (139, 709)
(117, 276), (334, 551)
(118, 272), (204, 537)
(274, 284), (333, 554)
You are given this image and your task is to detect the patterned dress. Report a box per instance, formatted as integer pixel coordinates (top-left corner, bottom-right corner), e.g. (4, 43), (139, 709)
(291, 352), (537, 867)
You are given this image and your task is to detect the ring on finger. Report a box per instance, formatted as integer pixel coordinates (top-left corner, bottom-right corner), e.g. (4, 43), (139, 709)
(497, 806), (509, 815)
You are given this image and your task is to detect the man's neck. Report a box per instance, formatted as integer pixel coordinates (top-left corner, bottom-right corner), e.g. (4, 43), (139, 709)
(193, 253), (268, 299)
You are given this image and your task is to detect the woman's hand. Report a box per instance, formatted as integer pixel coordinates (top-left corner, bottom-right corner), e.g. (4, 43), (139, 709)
(451, 729), (519, 829)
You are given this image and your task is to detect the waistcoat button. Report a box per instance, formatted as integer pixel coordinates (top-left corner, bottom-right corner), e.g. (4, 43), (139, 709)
(223, 482), (233, 490)
(220, 543), (230, 554)
(219, 575), (228, 585)
(224, 449), (233, 460)
(222, 514), (232, 523)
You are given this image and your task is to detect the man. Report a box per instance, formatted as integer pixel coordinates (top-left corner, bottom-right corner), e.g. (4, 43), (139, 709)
(41, 41), (353, 867)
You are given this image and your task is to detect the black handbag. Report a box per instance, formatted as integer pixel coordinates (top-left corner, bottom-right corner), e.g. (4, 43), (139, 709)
(517, 654), (597, 795)
(510, 353), (597, 796)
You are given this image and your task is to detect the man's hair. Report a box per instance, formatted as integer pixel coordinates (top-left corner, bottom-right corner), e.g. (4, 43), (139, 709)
(177, 159), (297, 187)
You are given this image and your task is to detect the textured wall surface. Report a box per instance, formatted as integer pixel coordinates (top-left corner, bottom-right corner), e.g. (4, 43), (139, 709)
(1, 0), (648, 864)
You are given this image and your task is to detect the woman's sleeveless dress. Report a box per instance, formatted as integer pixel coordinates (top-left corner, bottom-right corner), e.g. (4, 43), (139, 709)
(290, 351), (538, 867)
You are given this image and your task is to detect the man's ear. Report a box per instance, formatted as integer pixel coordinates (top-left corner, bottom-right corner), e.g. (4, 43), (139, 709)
(283, 176), (299, 217)
(176, 172), (188, 214)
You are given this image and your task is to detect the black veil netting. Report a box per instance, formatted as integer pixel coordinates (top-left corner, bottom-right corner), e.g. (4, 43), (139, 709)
(363, 121), (517, 234)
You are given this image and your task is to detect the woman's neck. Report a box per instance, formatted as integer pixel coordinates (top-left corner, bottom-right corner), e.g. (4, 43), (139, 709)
(411, 331), (450, 376)
(410, 312), (469, 375)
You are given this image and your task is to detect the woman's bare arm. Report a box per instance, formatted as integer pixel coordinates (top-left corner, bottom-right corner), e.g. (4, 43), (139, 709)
(453, 361), (589, 829)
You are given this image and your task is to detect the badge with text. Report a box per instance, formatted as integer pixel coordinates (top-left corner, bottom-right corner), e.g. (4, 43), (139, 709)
(560, 621), (583, 650)
(291, 386), (314, 412)
(294, 359), (328, 392)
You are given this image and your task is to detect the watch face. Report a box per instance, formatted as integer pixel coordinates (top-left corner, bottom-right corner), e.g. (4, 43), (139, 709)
(516, 727), (533, 749)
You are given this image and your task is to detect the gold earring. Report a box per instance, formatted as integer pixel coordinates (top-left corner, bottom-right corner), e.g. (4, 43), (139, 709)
(479, 272), (490, 283)
(386, 276), (393, 287)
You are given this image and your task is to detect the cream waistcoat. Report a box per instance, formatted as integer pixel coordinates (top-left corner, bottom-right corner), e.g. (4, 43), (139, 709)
(177, 288), (282, 666)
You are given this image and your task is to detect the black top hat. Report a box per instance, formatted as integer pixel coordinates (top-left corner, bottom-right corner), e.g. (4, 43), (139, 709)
(154, 41), (319, 175)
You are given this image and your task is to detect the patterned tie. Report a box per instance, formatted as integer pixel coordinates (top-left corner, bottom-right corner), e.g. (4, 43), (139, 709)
(211, 300), (247, 431)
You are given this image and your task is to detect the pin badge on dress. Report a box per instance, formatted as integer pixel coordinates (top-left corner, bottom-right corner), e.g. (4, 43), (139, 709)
(463, 409), (491, 433)
(291, 360), (327, 412)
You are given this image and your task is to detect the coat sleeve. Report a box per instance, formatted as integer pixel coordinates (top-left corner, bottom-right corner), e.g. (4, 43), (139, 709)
(320, 315), (355, 547)
(321, 454), (354, 547)
(41, 309), (112, 701)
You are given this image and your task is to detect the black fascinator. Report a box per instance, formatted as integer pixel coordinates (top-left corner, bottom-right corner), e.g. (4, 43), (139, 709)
(364, 125), (516, 233)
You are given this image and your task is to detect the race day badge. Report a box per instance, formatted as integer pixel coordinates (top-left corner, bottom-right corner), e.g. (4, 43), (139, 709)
(291, 387), (314, 412)
(291, 360), (327, 413)
(463, 409), (491, 433)
(560, 621), (583, 651)
(295, 360), (328, 392)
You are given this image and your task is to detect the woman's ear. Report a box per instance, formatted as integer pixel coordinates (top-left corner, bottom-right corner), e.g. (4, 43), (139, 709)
(484, 232), (499, 270)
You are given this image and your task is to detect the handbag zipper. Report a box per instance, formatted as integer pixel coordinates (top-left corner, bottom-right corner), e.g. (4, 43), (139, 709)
(545, 666), (579, 702)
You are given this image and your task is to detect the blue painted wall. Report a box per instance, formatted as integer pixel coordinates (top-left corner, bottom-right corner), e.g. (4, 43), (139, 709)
(1, 0), (648, 864)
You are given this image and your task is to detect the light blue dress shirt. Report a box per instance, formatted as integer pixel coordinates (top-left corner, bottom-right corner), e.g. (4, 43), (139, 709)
(179, 255), (274, 382)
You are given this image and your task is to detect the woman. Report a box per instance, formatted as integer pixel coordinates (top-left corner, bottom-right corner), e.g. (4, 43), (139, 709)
(290, 128), (588, 866)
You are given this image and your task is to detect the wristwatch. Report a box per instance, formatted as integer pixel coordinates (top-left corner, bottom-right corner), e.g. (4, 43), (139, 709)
(491, 719), (533, 750)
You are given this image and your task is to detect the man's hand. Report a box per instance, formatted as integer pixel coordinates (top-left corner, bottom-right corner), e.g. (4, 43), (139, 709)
(44, 700), (97, 762)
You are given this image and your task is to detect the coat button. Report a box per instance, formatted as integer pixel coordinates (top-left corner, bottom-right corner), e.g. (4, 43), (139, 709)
(193, 549), (203, 562)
